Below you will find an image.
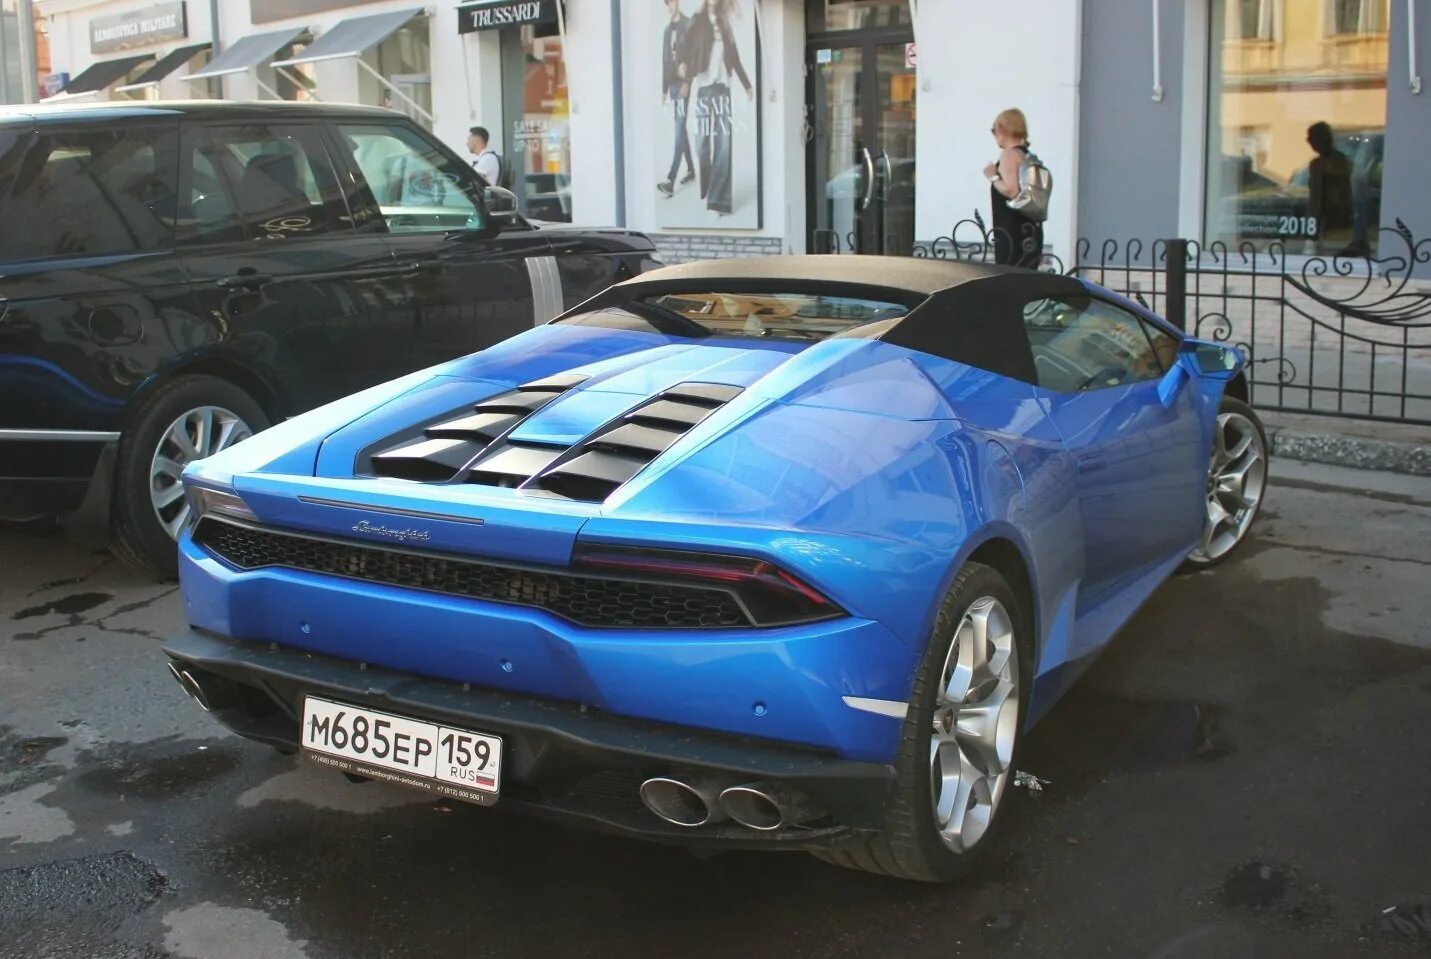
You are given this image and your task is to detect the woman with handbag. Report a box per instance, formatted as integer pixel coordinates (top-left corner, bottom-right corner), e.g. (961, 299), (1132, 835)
(983, 109), (1045, 268)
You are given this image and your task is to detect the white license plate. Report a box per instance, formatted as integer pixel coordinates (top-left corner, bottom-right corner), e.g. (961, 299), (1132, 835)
(301, 696), (502, 806)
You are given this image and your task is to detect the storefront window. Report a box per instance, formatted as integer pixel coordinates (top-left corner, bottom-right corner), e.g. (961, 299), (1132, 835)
(1206, 0), (1389, 255)
(370, 18), (430, 127)
(501, 25), (570, 222)
(809, 0), (911, 33)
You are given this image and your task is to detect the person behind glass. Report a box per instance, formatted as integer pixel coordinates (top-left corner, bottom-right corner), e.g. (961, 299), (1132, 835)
(983, 109), (1043, 268)
(1305, 121), (1354, 255)
(467, 126), (501, 188)
(658, 0), (696, 198)
(682, 0), (754, 216)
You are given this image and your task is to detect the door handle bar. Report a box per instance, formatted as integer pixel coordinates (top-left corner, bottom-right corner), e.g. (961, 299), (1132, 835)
(216, 273), (273, 290)
(860, 146), (875, 211)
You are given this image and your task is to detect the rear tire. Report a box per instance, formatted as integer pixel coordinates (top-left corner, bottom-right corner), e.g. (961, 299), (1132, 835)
(110, 376), (268, 578)
(813, 562), (1031, 882)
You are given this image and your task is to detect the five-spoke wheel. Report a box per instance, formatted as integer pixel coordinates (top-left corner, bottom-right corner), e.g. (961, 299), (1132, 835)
(930, 596), (1019, 854)
(813, 561), (1028, 882)
(1186, 396), (1267, 567)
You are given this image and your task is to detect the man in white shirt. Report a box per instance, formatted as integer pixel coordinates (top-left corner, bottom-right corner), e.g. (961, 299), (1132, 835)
(467, 126), (502, 187)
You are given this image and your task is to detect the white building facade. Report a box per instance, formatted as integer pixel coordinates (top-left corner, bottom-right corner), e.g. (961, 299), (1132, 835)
(33, 0), (1431, 265)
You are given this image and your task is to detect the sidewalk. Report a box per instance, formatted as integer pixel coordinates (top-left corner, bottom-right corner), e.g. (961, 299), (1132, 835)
(1261, 411), (1431, 477)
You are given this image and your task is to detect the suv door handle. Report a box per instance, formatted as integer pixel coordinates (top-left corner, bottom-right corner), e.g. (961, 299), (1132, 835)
(1076, 453), (1108, 474)
(216, 271), (273, 290)
(400, 259), (443, 277)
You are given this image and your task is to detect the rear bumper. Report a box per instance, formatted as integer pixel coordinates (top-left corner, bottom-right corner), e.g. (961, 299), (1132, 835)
(177, 534), (915, 763)
(164, 627), (895, 848)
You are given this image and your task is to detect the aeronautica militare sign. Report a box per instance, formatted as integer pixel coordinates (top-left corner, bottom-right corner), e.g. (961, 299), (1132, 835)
(90, 2), (188, 54)
(457, 0), (560, 33)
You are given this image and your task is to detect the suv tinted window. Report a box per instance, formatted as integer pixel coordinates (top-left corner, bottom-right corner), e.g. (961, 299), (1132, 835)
(335, 122), (486, 234)
(197, 123), (350, 240)
(0, 124), (179, 260)
(0, 129), (29, 204)
(1022, 295), (1175, 392)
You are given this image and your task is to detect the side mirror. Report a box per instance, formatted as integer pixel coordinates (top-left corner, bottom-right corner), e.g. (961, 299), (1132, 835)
(1182, 340), (1241, 379)
(484, 186), (520, 227)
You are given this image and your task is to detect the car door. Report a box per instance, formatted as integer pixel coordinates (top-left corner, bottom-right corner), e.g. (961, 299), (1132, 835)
(0, 116), (196, 507)
(325, 119), (551, 374)
(177, 118), (407, 413)
(1021, 292), (1207, 611)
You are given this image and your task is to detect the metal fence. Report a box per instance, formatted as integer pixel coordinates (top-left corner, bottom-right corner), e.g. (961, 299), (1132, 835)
(902, 216), (1431, 426)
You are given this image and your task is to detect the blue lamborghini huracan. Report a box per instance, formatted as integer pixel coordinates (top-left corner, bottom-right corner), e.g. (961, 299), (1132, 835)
(164, 256), (1268, 881)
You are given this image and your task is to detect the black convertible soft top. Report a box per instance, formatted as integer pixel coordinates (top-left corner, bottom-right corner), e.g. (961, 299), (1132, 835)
(566, 255), (1092, 386)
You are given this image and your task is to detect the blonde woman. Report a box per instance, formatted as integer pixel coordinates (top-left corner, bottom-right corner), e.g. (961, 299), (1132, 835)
(983, 108), (1043, 267)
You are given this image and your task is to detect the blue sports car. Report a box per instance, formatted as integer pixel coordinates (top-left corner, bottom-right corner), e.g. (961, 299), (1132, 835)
(164, 256), (1268, 881)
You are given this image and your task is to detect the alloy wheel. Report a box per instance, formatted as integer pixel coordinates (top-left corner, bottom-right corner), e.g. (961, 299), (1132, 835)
(149, 406), (253, 539)
(929, 596), (1019, 854)
(1188, 411), (1267, 564)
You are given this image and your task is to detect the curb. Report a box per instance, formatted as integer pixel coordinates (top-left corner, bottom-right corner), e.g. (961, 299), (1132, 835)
(1263, 420), (1431, 477)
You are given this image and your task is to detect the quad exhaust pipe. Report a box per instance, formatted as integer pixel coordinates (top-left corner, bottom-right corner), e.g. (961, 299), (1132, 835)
(166, 661), (236, 713)
(638, 775), (730, 827)
(639, 775), (820, 831)
(167, 661), (213, 711)
(718, 782), (820, 832)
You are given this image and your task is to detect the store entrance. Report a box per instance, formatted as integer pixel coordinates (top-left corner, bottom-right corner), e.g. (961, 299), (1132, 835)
(805, 1), (916, 255)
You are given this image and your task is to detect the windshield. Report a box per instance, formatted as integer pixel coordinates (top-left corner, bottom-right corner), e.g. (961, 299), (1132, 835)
(642, 291), (907, 340)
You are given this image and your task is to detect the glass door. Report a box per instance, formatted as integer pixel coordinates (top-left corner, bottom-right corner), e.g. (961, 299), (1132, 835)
(807, 40), (916, 255)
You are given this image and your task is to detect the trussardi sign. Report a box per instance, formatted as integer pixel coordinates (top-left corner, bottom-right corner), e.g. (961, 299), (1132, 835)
(458, 0), (559, 33)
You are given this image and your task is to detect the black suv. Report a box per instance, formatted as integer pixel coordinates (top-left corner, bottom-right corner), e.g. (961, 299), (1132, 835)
(0, 101), (659, 574)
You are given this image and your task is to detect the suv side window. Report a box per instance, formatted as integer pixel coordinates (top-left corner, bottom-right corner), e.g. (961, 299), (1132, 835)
(1022, 294), (1176, 393)
(0, 129), (30, 206)
(194, 123), (351, 241)
(334, 122), (487, 234)
(0, 123), (180, 260)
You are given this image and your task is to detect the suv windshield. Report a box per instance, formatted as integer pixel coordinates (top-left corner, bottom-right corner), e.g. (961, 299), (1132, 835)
(642, 291), (907, 340)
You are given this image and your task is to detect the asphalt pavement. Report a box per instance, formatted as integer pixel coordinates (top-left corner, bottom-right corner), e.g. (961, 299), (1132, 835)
(1, 460), (1428, 958)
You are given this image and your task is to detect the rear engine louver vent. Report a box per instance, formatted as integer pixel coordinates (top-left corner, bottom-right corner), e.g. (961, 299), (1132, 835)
(534, 382), (743, 502)
(369, 375), (586, 482)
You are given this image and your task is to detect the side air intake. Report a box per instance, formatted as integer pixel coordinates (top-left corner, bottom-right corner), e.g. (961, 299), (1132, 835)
(368, 374), (585, 482)
(533, 382), (743, 502)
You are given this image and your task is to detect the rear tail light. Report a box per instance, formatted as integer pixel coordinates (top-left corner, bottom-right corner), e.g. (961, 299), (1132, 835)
(185, 483), (258, 524)
(574, 545), (842, 628)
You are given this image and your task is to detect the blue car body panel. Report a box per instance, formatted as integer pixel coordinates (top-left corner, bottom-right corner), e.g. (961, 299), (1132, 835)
(178, 265), (1242, 765)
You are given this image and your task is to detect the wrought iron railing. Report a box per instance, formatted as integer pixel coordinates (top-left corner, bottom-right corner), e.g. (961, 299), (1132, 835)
(890, 215), (1431, 425)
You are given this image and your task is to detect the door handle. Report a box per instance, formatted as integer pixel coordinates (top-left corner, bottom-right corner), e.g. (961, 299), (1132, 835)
(1076, 453), (1108, 474)
(216, 271), (273, 290)
(400, 259), (443, 278)
(860, 146), (875, 211)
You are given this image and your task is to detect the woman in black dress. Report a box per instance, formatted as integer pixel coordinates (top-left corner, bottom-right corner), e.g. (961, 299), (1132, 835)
(983, 108), (1044, 268)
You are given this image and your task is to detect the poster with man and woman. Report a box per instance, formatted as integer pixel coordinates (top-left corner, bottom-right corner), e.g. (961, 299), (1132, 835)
(654, 0), (761, 229)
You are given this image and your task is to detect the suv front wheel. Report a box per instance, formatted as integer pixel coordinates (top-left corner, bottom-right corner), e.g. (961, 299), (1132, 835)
(110, 376), (268, 577)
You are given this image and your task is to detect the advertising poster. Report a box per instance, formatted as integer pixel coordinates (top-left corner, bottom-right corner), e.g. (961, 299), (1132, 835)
(653, 0), (761, 229)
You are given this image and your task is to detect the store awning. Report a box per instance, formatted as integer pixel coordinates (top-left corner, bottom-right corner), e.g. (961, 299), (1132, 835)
(61, 53), (156, 95)
(272, 8), (423, 67)
(457, 0), (561, 34)
(114, 42), (211, 93)
(186, 27), (307, 81)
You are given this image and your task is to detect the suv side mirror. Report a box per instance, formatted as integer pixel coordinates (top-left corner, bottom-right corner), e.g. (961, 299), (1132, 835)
(484, 186), (520, 227)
